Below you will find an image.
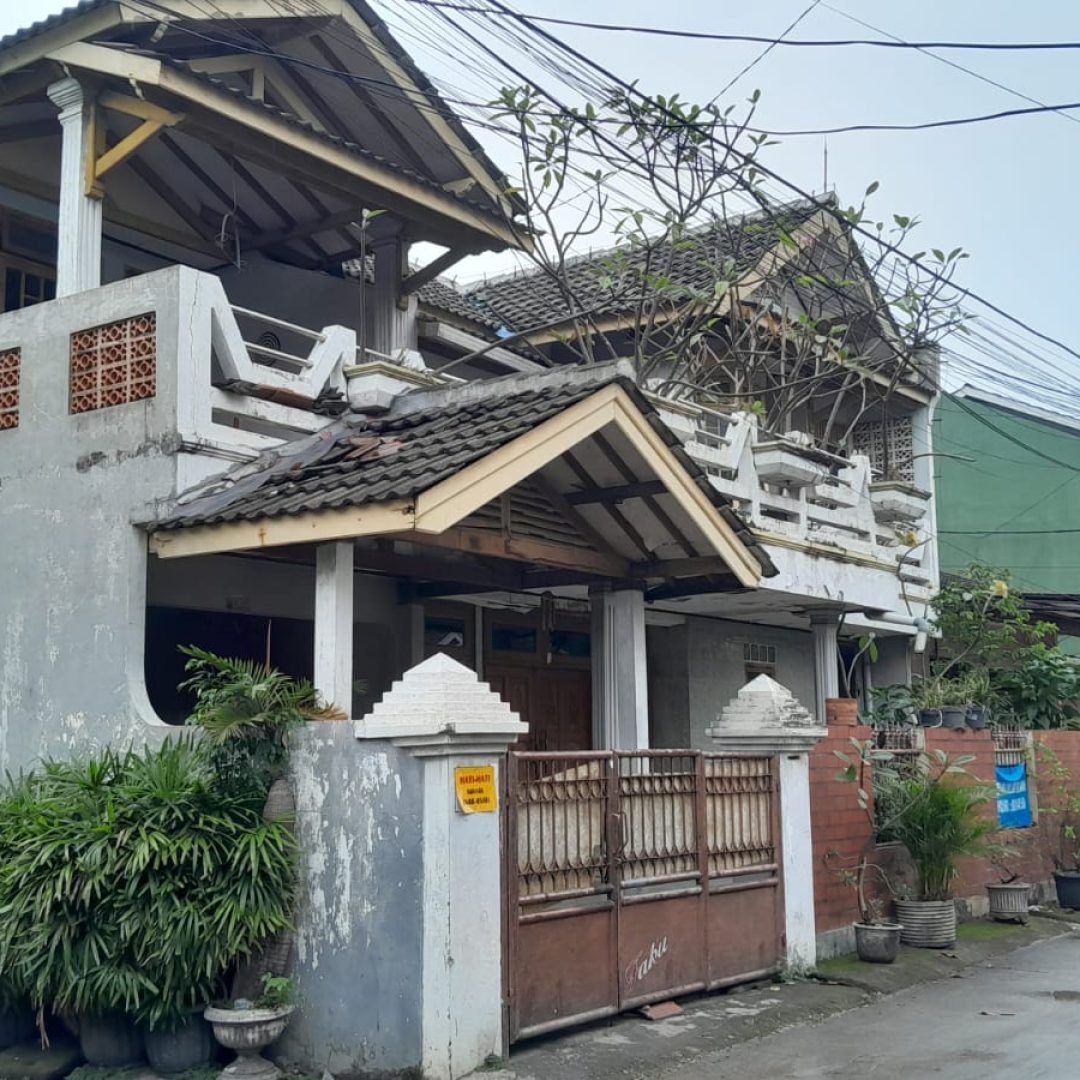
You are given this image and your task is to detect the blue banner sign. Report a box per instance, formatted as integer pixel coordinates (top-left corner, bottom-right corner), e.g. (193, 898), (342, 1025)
(997, 761), (1033, 829)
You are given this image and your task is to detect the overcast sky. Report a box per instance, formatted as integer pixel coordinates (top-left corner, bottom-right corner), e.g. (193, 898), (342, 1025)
(4, 0), (1079, 369)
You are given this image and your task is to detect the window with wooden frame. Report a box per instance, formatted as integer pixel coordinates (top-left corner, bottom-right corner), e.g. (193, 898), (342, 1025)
(744, 641), (777, 681)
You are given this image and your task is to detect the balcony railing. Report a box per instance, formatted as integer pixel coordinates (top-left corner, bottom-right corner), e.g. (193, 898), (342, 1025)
(650, 396), (933, 589)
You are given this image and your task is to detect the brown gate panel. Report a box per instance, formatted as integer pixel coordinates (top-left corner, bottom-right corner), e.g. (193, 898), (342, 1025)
(506, 750), (784, 1044)
(618, 894), (705, 1009)
(705, 881), (782, 987)
(513, 909), (616, 1038)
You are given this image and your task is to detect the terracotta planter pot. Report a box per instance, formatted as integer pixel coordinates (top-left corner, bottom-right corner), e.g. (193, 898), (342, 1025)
(826, 698), (859, 727)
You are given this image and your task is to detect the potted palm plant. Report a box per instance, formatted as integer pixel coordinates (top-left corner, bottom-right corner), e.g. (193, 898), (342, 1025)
(832, 738), (904, 963)
(889, 762), (997, 947)
(0, 741), (297, 1067)
(1034, 744), (1080, 909)
(179, 647), (343, 998)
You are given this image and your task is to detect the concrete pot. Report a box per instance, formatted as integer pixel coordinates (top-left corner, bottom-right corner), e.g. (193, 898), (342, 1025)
(205, 1005), (293, 1080)
(145, 1013), (215, 1075)
(0, 1007), (34, 1051)
(987, 882), (1030, 924)
(894, 899), (956, 949)
(79, 1013), (145, 1067)
(854, 923), (902, 964)
(940, 706), (968, 730)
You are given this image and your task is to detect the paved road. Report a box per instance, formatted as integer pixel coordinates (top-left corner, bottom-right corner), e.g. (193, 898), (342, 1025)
(670, 937), (1080, 1080)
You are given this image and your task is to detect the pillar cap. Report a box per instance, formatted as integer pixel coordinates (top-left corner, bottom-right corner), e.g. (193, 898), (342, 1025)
(706, 673), (826, 753)
(355, 652), (527, 757)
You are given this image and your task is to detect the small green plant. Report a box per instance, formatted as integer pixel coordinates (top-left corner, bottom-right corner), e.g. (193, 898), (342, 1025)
(0, 740), (296, 1030)
(911, 677), (971, 711)
(863, 684), (915, 728)
(255, 974), (294, 1010)
(1035, 743), (1080, 871)
(994, 645), (1080, 730)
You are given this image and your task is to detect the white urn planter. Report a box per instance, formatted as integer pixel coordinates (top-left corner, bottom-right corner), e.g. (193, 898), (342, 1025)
(204, 1005), (294, 1080)
(869, 481), (930, 524)
(752, 442), (827, 488)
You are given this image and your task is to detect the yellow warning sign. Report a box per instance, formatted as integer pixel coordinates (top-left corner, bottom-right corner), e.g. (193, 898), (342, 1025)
(455, 765), (498, 814)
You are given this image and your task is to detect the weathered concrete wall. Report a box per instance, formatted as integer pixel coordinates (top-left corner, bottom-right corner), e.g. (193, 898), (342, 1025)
(284, 723), (424, 1076)
(688, 618), (816, 748)
(0, 269), (191, 770)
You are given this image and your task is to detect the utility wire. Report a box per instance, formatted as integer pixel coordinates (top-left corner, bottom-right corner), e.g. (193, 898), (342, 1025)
(408, 5), (1080, 52)
(748, 100), (1080, 137)
(714, 0), (821, 100)
(822, 1), (1080, 129)
(435, 0), (1080, 369)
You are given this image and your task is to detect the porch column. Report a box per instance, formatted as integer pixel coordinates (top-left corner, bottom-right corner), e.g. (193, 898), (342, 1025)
(368, 230), (418, 360)
(47, 77), (102, 297)
(315, 541), (354, 715)
(706, 675), (827, 974)
(809, 608), (841, 725)
(590, 584), (649, 750)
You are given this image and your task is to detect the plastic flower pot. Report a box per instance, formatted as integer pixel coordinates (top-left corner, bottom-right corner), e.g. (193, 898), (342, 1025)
(1054, 870), (1080, 910)
(940, 706), (968, 730)
(966, 704), (989, 731)
(854, 923), (902, 964)
(919, 709), (942, 728)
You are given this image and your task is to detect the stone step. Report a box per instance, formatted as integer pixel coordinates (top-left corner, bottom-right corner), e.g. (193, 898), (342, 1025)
(0, 1039), (82, 1080)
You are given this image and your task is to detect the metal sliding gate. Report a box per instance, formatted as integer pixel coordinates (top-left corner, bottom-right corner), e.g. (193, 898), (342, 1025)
(504, 750), (784, 1043)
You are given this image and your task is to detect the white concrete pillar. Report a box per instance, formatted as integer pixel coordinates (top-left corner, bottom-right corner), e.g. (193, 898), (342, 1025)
(356, 654), (527, 1079)
(706, 675), (827, 973)
(47, 77), (102, 297)
(368, 231), (418, 359)
(315, 541), (354, 715)
(590, 585), (649, 750)
(810, 609), (841, 724)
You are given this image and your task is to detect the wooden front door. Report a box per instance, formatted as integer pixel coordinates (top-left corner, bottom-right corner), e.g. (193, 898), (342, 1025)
(487, 666), (591, 752)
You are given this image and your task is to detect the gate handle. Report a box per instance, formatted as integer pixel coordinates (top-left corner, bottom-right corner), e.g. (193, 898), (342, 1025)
(610, 811), (629, 858)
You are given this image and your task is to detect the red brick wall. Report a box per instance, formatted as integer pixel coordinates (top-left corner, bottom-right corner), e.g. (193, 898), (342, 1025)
(809, 727), (1080, 930)
(810, 725), (875, 931)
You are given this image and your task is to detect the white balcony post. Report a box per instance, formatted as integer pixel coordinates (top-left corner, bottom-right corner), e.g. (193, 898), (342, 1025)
(369, 230), (418, 360)
(810, 608), (841, 724)
(590, 584), (649, 749)
(315, 541), (354, 716)
(47, 77), (102, 297)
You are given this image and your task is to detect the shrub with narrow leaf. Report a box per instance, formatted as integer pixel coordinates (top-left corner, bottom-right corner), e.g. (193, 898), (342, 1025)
(0, 739), (296, 1029)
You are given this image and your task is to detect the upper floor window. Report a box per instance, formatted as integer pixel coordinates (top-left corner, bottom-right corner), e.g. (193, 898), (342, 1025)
(0, 211), (57, 314)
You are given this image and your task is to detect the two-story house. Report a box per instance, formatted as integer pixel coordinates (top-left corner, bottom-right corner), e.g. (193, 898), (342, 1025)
(0, 0), (938, 772)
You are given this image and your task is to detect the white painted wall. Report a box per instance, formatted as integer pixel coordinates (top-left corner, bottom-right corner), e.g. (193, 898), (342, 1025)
(779, 752), (816, 973)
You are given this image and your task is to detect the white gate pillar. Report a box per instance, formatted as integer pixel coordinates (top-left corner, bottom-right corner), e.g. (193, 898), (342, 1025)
(590, 584), (649, 749)
(356, 654), (527, 1080)
(314, 541), (354, 715)
(47, 77), (102, 297)
(809, 608), (842, 725)
(706, 675), (826, 973)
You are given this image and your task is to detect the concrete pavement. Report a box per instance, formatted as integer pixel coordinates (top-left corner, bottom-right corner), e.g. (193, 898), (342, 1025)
(486, 920), (1080, 1080)
(669, 936), (1080, 1079)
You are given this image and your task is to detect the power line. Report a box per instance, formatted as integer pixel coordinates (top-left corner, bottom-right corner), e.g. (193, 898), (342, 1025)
(749, 100), (1080, 137)
(431, 0), (1080, 371)
(714, 0), (822, 100)
(822, 2), (1080, 129)
(408, 5), (1080, 52)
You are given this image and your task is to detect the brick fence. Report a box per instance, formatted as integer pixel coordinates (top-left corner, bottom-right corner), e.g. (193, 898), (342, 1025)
(810, 726), (1080, 949)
